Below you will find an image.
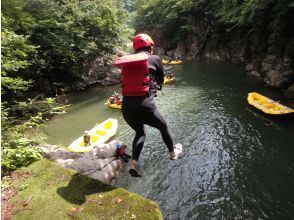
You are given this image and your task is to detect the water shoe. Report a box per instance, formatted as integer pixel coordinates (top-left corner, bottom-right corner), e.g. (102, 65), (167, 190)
(168, 143), (183, 160)
(129, 168), (142, 177)
(129, 160), (142, 177)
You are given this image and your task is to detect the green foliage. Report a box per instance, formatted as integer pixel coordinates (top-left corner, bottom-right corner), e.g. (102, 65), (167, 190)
(15, 96), (68, 118)
(1, 135), (43, 171)
(1, 77), (33, 93)
(134, 0), (293, 52)
(1, 15), (36, 96)
(1, 0), (133, 100)
(1, 0), (133, 173)
(1, 104), (43, 171)
(124, 0), (137, 12)
(21, 0), (131, 80)
(1, 97), (69, 172)
(1, 28), (34, 74)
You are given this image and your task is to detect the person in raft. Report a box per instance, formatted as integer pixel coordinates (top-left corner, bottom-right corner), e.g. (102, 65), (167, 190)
(83, 130), (91, 146)
(113, 91), (122, 105)
(114, 33), (182, 177)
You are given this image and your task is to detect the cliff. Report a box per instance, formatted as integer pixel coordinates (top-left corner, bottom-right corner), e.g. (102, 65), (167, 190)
(153, 14), (294, 98)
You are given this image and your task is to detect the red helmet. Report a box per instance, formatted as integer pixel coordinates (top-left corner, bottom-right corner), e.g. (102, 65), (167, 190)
(133, 34), (154, 51)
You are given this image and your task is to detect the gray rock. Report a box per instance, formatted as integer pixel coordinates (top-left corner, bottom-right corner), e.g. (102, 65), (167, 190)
(283, 56), (292, 65)
(155, 47), (166, 56)
(204, 51), (221, 60)
(39, 140), (128, 184)
(247, 70), (261, 78)
(83, 56), (121, 88)
(263, 55), (278, 64)
(174, 42), (186, 58)
(38, 144), (82, 161)
(284, 83), (294, 98)
(167, 49), (175, 57)
(219, 49), (231, 61)
(261, 62), (272, 73)
(282, 70), (294, 77)
(115, 48), (127, 57)
(189, 42), (201, 57)
(230, 40), (246, 63)
(264, 70), (289, 88)
(246, 64), (255, 72)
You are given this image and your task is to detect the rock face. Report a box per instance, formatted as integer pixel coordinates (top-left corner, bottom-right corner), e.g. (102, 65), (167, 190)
(39, 140), (128, 184)
(67, 54), (122, 92)
(151, 15), (294, 99)
(284, 83), (294, 98)
(82, 56), (121, 89)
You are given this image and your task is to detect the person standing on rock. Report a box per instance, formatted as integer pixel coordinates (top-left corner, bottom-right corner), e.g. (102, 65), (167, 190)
(114, 33), (182, 177)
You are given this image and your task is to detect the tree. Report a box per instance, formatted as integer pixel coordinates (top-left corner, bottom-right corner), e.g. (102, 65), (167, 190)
(1, 15), (36, 100)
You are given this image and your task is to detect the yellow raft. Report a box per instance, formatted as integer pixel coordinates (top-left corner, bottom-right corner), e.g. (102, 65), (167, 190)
(107, 99), (122, 110)
(247, 92), (294, 115)
(68, 118), (118, 152)
(169, 60), (182, 65)
(162, 59), (170, 65)
(164, 76), (176, 85)
(162, 59), (183, 65)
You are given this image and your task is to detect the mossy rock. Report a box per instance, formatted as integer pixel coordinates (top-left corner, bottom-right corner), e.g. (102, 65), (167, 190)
(10, 159), (163, 220)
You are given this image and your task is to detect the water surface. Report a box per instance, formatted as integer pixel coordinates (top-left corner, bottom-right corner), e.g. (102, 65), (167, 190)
(43, 59), (294, 220)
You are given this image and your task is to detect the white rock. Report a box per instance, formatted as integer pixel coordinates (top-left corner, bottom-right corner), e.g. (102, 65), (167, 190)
(39, 140), (128, 184)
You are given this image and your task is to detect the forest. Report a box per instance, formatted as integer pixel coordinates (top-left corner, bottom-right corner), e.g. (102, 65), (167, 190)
(1, 0), (133, 171)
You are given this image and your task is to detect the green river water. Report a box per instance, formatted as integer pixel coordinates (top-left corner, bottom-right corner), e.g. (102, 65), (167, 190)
(42, 59), (294, 219)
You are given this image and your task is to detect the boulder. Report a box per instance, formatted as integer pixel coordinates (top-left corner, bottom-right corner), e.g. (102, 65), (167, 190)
(155, 47), (166, 56)
(115, 48), (127, 57)
(247, 70), (262, 78)
(39, 140), (128, 184)
(174, 42), (186, 58)
(78, 56), (122, 88)
(261, 62), (272, 73)
(245, 64), (255, 72)
(263, 55), (278, 64)
(219, 48), (231, 61)
(264, 70), (289, 88)
(230, 42), (246, 63)
(188, 42), (201, 57)
(204, 50), (221, 60)
(167, 49), (175, 57)
(284, 83), (294, 99)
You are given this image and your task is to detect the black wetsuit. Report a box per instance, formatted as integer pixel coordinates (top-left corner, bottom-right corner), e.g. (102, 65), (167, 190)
(122, 52), (174, 161)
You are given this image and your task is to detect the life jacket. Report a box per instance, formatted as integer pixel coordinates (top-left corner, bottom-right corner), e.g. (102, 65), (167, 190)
(83, 134), (90, 146)
(114, 53), (150, 96)
(115, 144), (126, 157)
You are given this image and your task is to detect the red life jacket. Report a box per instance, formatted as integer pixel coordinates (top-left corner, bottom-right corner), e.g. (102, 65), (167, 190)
(114, 53), (150, 96)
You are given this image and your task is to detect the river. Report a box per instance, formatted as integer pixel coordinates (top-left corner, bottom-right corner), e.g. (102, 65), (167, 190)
(42, 59), (294, 219)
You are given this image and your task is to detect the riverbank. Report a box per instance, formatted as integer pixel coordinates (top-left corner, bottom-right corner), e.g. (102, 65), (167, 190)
(154, 42), (293, 99)
(149, 10), (293, 99)
(2, 158), (163, 220)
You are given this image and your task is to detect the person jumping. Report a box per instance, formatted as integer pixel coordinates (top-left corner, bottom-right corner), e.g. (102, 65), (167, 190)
(114, 33), (182, 177)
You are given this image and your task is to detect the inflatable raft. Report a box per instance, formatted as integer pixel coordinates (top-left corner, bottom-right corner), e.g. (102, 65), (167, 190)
(169, 60), (182, 65)
(68, 118), (118, 152)
(162, 59), (182, 65)
(247, 92), (294, 115)
(164, 76), (176, 84)
(107, 99), (122, 110)
(162, 59), (170, 65)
